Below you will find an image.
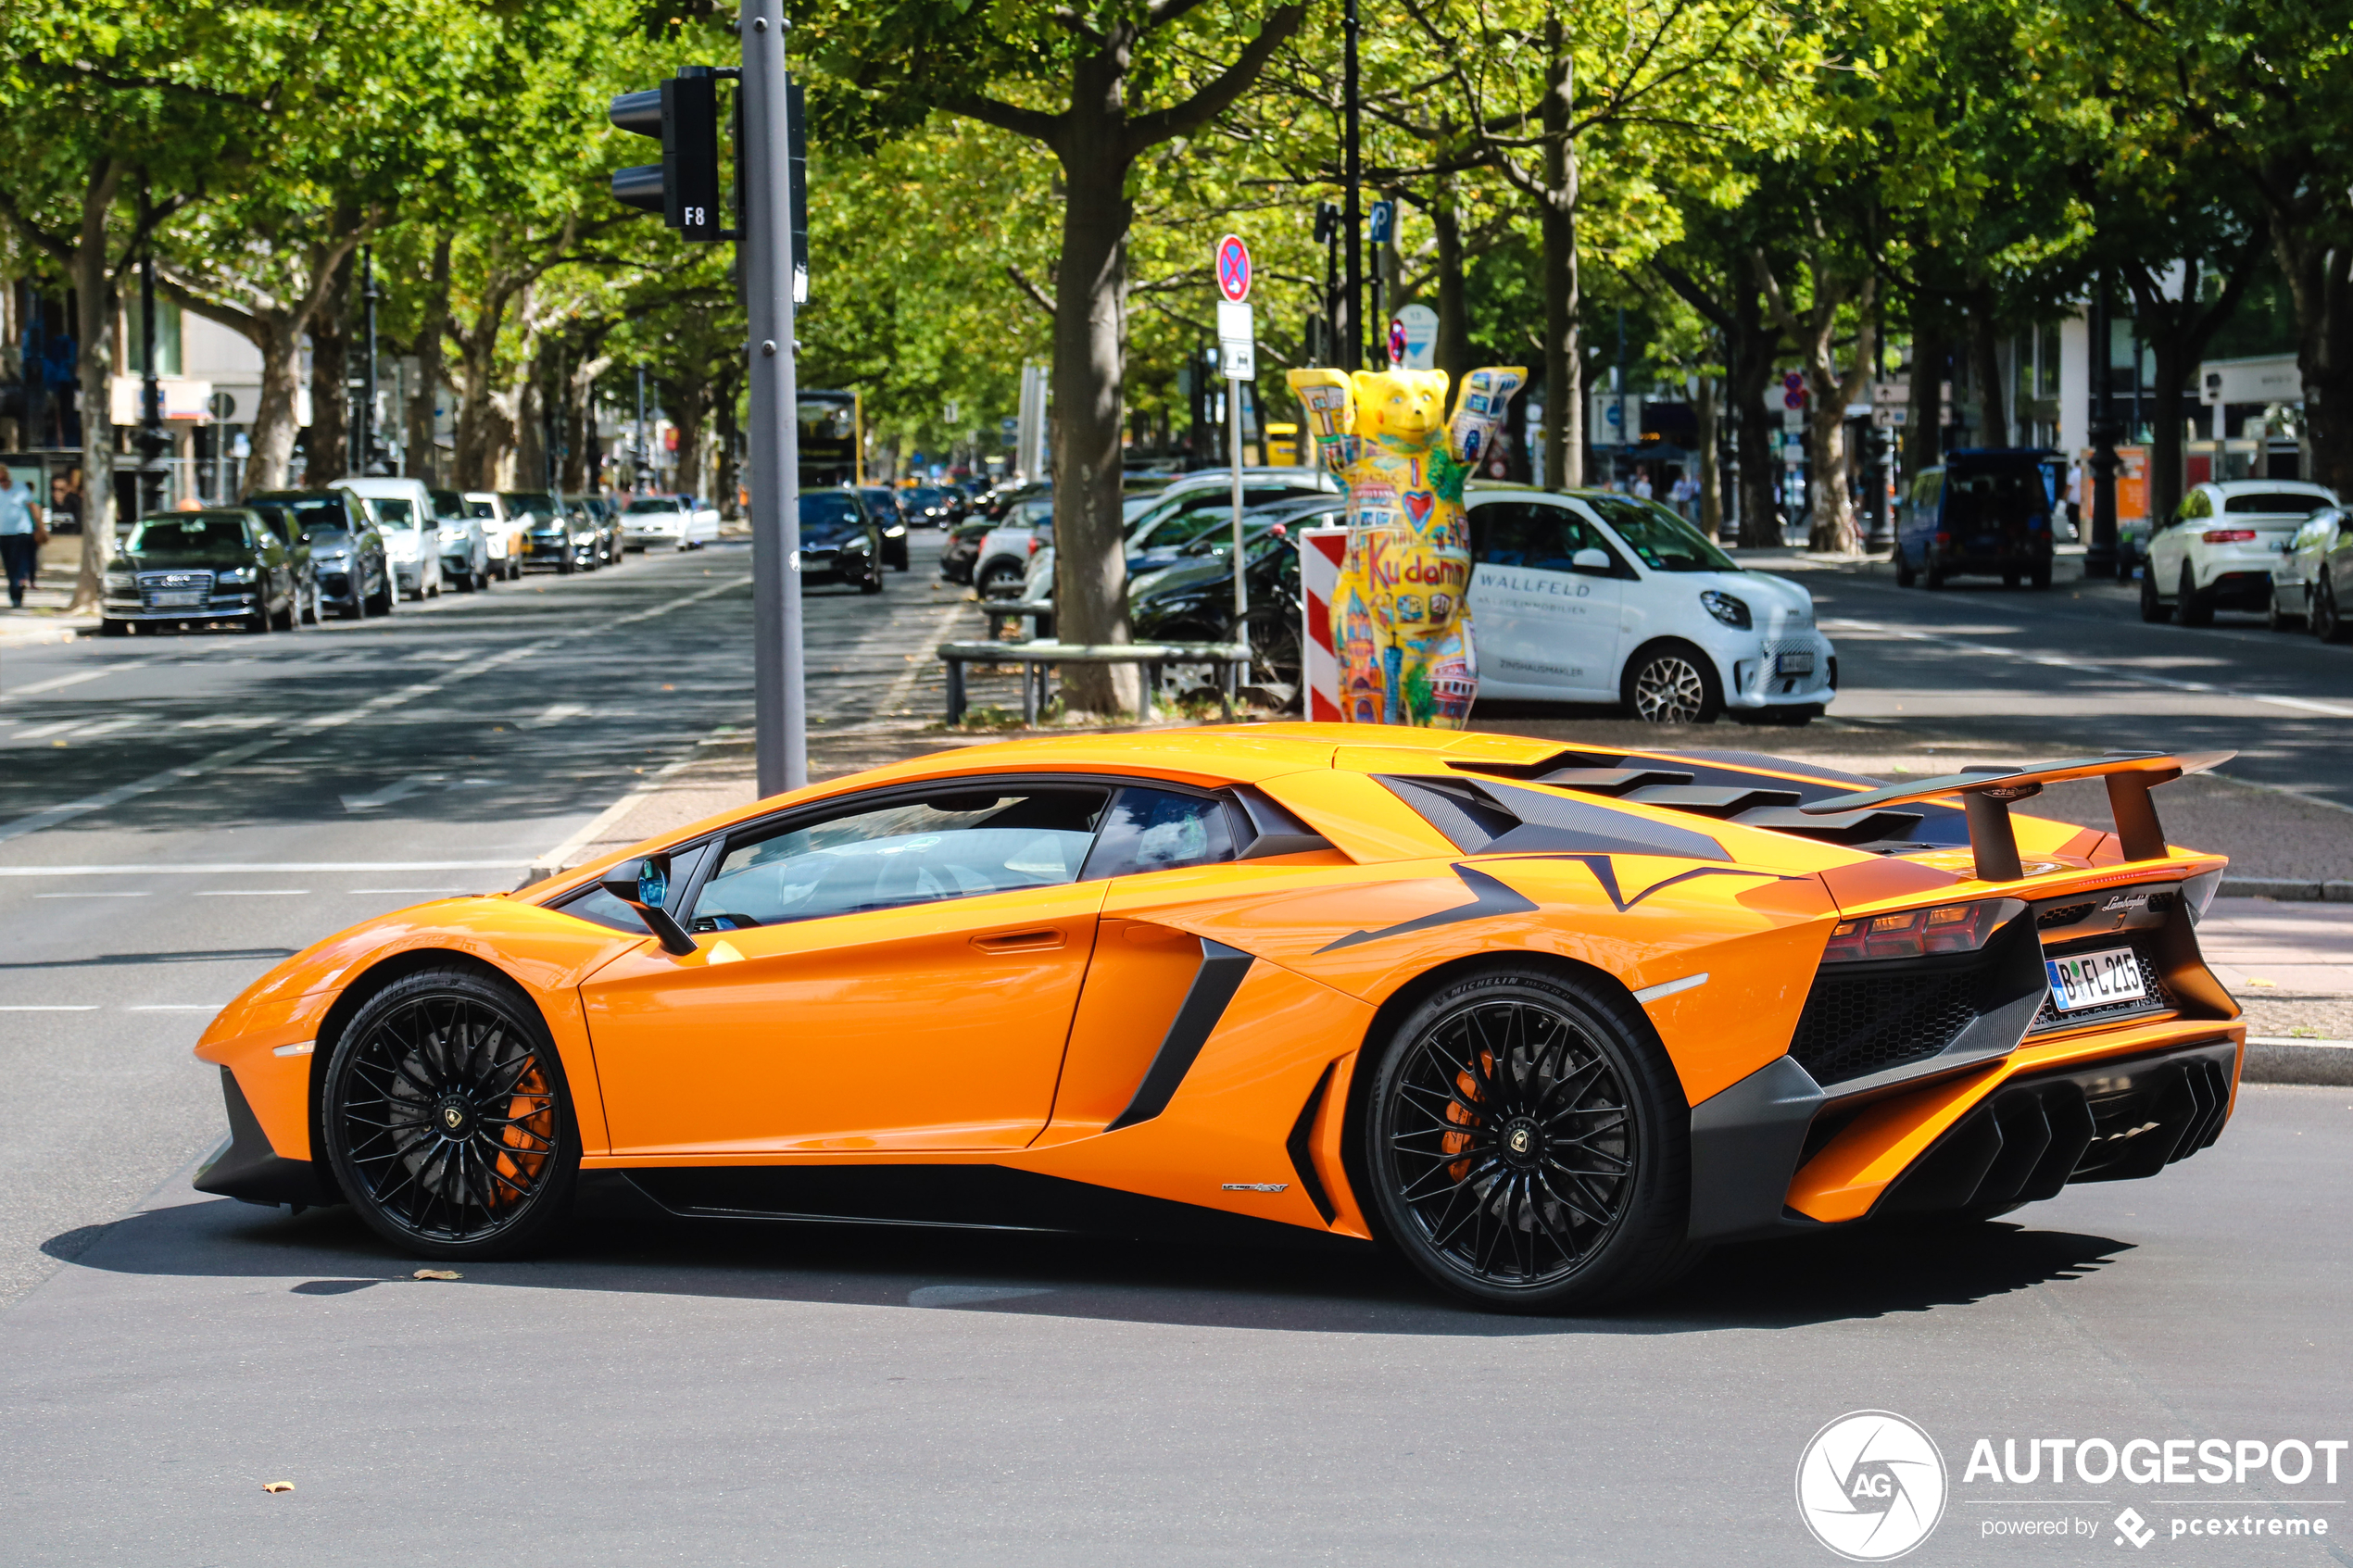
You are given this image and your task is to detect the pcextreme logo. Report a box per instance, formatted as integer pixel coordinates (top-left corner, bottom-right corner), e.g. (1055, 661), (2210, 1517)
(1797, 1411), (1950, 1562)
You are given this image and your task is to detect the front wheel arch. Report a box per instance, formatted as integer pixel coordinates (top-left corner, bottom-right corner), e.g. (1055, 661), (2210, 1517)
(1619, 637), (1726, 724)
(308, 948), (554, 1169)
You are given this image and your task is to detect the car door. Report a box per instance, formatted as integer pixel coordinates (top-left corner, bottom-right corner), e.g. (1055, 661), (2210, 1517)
(2151, 490), (2203, 587)
(1466, 497), (1626, 698)
(579, 782), (1114, 1157)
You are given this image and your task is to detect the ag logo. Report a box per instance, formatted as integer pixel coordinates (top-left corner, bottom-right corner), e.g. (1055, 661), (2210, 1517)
(1795, 1411), (1947, 1562)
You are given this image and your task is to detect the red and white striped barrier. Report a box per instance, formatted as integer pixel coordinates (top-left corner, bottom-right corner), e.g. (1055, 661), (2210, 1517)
(1300, 525), (1349, 722)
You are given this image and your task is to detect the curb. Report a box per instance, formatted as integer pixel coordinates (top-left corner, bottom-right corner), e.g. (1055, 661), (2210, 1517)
(2244, 1038), (2353, 1087)
(2218, 877), (2353, 903)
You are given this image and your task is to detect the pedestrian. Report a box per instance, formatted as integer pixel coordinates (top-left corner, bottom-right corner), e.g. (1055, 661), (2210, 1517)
(1632, 470), (1654, 501)
(0, 469), (45, 609)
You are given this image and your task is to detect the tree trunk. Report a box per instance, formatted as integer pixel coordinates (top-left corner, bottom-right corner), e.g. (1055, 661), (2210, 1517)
(2272, 224), (2353, 496)
(1727, 289), (1778, 548)
(1697, 371), (1721, 537)
(713, 365), (744, 519)
(245, 318), (305, 495)
(514, 333), (554, 493)
(68, 161), (123, 613)
(670, 370), (708, 503)
(307, 249), (353, 485)
(1539, 19), (1580, 490)
(1970, 304), (2006, 449)
(406, 234), (451, 485)
(1047, 120), (1138, 716)
(1432, 184), (1471, 392)
(560, 350), (610, 494)
(2127, 244), (2264, 523)
(452, 320), (503, 490)
(1906, 317), (1944, 481)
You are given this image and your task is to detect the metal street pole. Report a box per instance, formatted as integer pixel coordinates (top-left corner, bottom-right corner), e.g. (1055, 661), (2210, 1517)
(635, 367), (648, 490)
(361, 246), (381, 474)
(2086, 270), (2120, 582)
(138, 187), (166, 516)
(745, 0), (806, 794)
(1342, 0), (1361, 373)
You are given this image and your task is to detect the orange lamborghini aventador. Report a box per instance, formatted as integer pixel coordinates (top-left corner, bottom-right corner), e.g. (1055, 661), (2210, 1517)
(194, 725), (2244, 1311)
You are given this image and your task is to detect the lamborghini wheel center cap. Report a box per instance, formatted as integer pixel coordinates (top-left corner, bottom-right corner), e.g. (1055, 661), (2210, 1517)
(433, 1095), (475, 1140)
(1502, 1117), (1541, 1166)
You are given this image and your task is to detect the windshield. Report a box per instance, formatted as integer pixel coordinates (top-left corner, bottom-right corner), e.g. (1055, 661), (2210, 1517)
(371, 497), (420, 530)
(1582, 495), (1738, 571)
(906, 487), (945, 508)
(799, 492), (866, 540)
(502, 493), (560, 521)
(625, 497), (681, 515)
(428, 490), (469, 523)
(247, 495), (351, 541)
(126, 514), (252, 560)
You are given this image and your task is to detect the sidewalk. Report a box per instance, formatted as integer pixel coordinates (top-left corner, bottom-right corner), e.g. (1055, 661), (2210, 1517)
(0, 541), (99, 645)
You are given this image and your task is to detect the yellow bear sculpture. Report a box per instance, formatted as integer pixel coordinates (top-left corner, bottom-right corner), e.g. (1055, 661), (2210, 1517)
(1287, 363), (1527, 726)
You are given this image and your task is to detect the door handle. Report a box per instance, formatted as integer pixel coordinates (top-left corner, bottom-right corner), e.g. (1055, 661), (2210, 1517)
(972, 928), (1064, 954)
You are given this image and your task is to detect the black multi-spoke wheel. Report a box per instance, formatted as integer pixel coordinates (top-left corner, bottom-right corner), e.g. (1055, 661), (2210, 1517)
(322, 967), (579, 1259)
(1362, 965), (1702, 1312)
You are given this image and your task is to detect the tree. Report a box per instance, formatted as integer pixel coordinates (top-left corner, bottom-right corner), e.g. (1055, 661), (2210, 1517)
(804, 0), (1309, 714)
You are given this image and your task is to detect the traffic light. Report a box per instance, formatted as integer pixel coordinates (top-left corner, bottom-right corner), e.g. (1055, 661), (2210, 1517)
(610, 66), (726, 242)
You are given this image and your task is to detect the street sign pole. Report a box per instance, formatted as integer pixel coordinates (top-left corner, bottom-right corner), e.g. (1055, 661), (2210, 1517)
(746, 0), (806, 794)
(1215, 234), (1255, 702)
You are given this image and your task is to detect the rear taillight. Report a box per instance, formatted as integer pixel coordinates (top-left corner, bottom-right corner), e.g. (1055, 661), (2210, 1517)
(1934, 531), (1951, 547)
(1824, 898), (2011, 962)
(2202, 529), (2256, 544)
(1027, 537), (1041, 556)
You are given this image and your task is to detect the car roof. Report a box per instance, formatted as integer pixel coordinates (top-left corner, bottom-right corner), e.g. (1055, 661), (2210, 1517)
(2205, 480), (2335, 498)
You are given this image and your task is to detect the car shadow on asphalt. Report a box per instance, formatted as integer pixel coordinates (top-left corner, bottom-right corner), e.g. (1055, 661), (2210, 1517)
(48, 1177), (2136, 1338)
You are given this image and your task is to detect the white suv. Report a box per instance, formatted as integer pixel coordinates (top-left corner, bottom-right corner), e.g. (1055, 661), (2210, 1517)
(2143, 479), (2338, 626)
(1464, 487), (1836, 723)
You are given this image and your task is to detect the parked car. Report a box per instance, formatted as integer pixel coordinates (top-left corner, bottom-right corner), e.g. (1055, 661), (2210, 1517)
(1467, 487), (1837, 724)
(855, 485), (912, 571)
(246, 489), (392, 620)
(799, 490), (885, 593)
(901, 485), (958, 529)
(622, 495), (718, 551)
(937, 517), (994, 584)
(973, 495), (1061, 598)
(1128, 520), (1309, 691)
(1026, 494), (1340, 606)
(574, 495), (625, 566)
(456, 491), (526, 580)
(2273, 506), (2353, 641)
(99, 508), (302, 636)
(2142, 479), (2339, 626)
(504, 491), (598, 573)
(242, 498), (322, 625)
(334, 477), (443, 599)
(420, 489), (492, 591)
(1894, 449), (2063, 590)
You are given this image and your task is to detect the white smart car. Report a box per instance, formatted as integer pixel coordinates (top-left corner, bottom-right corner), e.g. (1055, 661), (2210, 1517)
(2142, 479), (2339, 626)
(1463, 487), (1837, 723)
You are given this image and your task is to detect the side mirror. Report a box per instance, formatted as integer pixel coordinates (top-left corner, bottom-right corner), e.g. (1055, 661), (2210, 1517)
(598, 854), (698, 956)
(1571, 547), (1612, 574)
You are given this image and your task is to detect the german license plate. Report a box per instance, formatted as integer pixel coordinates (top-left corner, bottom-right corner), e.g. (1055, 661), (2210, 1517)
(1775, 651), (1814, 675)
(149, 591), (207, 608)
(2045, 947), (2146, 1012)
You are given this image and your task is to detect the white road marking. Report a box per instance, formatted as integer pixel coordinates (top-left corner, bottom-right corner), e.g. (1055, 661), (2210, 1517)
(0, 1005), (99, 1011)
(192, 889), (310, 897)
(0, 860), (536, 876)
(2, 659), (154, 697)
(12, 719), (89, 740)
(530, 746), (710, 875)
(32, 891), (152, 898)
(0, 735), (287, 847)
(345, 886), (478, 895)
(528, 702), (590, 727)
(1822, 617), (2353, 718)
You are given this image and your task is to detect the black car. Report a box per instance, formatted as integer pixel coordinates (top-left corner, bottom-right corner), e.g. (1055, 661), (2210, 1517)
(245, 489), (390, 620)
(856, 486), (912, 571)
(100, 509), (302, 636)
(577, 495), (625, 565)
(937, 517), (994, 584)
(903, 485), (958, 529)
(1128, 521), (1307, 688)
(1894, 448), (2062, 589)
(505, 491), (598, 573)
(799, 491), (885, 593)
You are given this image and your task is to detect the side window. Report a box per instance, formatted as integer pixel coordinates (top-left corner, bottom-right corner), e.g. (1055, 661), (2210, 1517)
(689, 787), (1110, 930)
(1081, 787), (1237, 880)
(1472, 503), (1621, 574)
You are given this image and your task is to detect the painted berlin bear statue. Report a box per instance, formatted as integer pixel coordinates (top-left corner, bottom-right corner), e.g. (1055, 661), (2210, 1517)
(1286, 364), (1527, 726)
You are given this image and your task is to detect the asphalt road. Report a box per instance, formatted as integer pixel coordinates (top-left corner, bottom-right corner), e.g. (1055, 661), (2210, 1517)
(0, 544), (968, 1307)
(3, 540), (2349, 1565)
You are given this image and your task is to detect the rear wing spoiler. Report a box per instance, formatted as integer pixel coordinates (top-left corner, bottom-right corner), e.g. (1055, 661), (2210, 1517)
(1801, 751), (2234, 882)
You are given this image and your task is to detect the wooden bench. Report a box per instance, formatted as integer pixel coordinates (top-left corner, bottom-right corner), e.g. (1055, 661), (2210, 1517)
(938, 639), (1251, 725)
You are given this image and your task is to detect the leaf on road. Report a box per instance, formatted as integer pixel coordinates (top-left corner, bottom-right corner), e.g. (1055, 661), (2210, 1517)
(262, 1481), (295, 1493)
(411, 1268), (461, 1281)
